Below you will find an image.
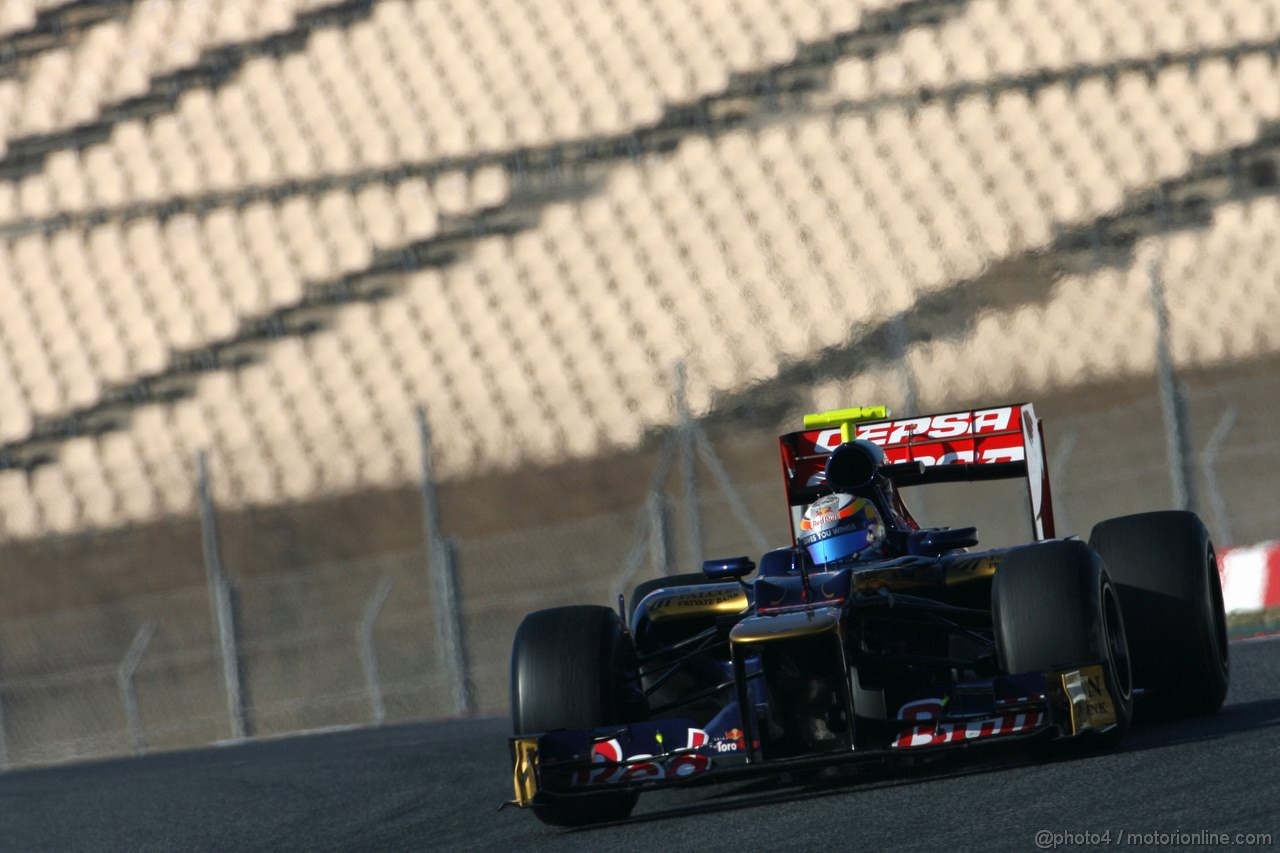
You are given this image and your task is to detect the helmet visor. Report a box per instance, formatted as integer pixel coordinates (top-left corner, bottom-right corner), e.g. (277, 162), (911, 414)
(803, 528), (874, 566)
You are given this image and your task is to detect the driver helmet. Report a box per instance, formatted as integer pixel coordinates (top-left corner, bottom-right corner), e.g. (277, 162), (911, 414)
(798, 493), (886, 566)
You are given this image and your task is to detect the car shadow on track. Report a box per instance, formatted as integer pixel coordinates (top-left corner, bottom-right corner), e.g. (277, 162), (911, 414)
(561, 751), (1038, 834)
(1122, 697), (1280, 752)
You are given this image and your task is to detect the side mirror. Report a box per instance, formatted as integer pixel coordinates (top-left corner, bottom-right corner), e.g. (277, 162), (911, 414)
(907, 527), (979, 556)
(702, 556), (756, 581)
(825, 442), (878, 491)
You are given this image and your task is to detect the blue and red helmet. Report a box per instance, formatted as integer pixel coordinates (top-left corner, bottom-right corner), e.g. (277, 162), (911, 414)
(797, 493), (886, 566)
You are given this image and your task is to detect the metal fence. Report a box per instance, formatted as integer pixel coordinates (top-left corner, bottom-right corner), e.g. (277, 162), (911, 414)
(0, 0), (1279, 769)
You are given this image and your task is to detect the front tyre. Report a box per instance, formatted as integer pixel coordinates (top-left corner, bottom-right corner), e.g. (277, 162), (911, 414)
(510, 605), (644, 826)
(993, 540), (1133, 751)
(1089, 511), (1229, 720)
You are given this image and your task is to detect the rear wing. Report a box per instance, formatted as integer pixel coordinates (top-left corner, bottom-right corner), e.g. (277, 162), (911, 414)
(778, 403), (1055, 541)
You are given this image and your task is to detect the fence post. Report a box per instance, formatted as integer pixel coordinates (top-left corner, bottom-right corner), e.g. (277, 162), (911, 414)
(692, 426), (769, 554)
(674, 363), (703, 567)
(647, 491), (671, 576)
(890, 313), (924, 518)
(0, 684), (8, 769)
(358, 577), (395, 725)
(415, 407), (475, 717)
(1201, 406), (1238, 547)
(117, 622), (156, 754)
(1147, 261), (1197, 514)
(611, 435), (677, 602)
(196, 451), (248, 740)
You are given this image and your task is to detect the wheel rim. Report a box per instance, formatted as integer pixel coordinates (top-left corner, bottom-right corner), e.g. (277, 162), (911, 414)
(1206, 545), (1229, 673)
(1102, 582), (1132, 701)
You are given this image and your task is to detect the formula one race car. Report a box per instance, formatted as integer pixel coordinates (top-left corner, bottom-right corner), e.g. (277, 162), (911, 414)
(507, 403), (1230, 826)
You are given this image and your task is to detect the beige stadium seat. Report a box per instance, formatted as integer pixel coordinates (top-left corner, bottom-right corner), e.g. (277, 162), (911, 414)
(60, 436), (118, 528)
(113, 120), (164, 202)
(394, 178), (440, 241)
(47, 231), (129, 384)
(83, 223), (167, 376)
(176, 89), (240, 191)
(831, 0), (1280, 103)
(336, 310), (415, 480)
(149, 112), (200, 197)
(82, 145), (128, 208)
(253, 361), (308, 442)
(340, 29), (402, 166)
(486, 233), (601, 425)
(7, 0), (873, 206)
(379, 1), (471, 156)
(401, 271), (497, 439)
(17, 173), (55, 218)
(0, 0), (319, 150)
(0, 181), (14, 220)
(0, 342), (33, 440)
(122, 219), (193, 351)
(207, 373), (282, 503)
(161, 397), (213, 486)
(200, 208), (266, 316)
(0, 469), (40, 537)
(312, 38), (385, 169)
(270, 410), (320, 499)
(160, 215), (234, 341)
(275, 196), (330, 282)
(29, 463), (80, 533)
(7, 310), (61, 415)
(349, 18), (426, 159)
(213, 86), (275, 184)
(97, 424), (161, 522)
(315, 190), (373, 273)
(734, 0), (799, 65)
(0, 1), (37, 36)
(1162, 198), (1280, 368)
(44, 149), (90, 213)
(264, 354), (328, 450)
(239, 202), (304, 307)
(372, 278), (440, 399)
(58, 24), (122, 129)
(240, 56), (312, 177)
(278, 54), (348, 174)
(14, 235), (100, 410)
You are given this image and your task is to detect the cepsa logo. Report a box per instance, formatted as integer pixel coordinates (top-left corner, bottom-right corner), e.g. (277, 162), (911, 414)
(811, 407), (1025, 467)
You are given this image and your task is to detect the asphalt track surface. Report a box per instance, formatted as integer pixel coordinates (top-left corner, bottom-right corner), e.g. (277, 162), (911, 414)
(3, 639), (1279, 852)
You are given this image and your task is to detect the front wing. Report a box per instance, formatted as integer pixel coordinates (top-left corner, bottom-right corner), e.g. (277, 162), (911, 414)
(508, 665), (1120, 808)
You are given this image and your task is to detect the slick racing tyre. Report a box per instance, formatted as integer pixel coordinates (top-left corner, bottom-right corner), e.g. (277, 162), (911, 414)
(629, 572), (720, 621)
(510, 605), (645, 826)
(993, 540), (1134, 751)
(1089, 511), (1229, 720)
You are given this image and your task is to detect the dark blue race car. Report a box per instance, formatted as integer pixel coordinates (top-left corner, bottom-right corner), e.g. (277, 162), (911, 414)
(507, 403), (1229, 826)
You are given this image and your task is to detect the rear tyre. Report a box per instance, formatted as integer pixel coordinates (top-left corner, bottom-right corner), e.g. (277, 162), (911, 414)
(993, 540), (1133, 751)
(1088, 511), (1229, 720)
(510, 606), (645, 826)
(629, 572), (718, 621)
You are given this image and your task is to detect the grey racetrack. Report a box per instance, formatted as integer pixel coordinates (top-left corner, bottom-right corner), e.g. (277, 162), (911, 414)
(3, 638), (1278, 853)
